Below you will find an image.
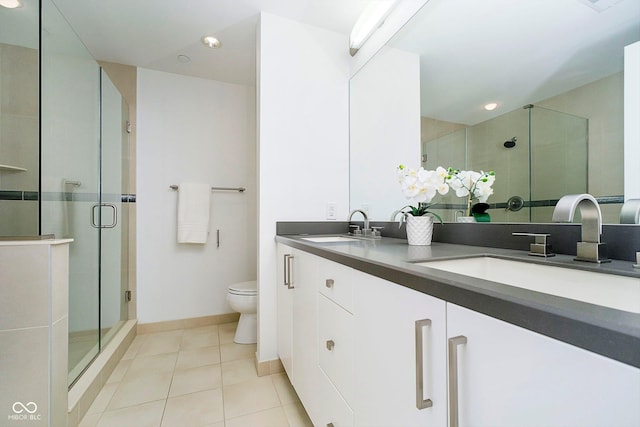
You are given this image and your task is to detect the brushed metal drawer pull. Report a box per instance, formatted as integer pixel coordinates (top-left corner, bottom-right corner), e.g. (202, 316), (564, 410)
(283, 254), (291, 287)
(325, 279), (335, 288)
(448, 335), (467, 427)
(286, 255), (295, 289)
(415, 318), (433, 409)
(326, 339), (335, 351)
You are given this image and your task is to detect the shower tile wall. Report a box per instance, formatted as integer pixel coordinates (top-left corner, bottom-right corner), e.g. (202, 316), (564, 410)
(420, 116), (466, 151)
(0, 43), (39, 235)
(0, 240), (70, 427)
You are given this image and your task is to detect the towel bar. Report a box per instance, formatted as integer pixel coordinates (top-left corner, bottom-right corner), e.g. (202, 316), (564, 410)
(169, 184), (246, 193)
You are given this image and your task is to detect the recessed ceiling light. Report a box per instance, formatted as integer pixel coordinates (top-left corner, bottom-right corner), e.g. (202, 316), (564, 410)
(484, 102), (498, 111)
(201, 36), (221, 49)
(177, 54), (191, 63)
(0, 0), (22, 8)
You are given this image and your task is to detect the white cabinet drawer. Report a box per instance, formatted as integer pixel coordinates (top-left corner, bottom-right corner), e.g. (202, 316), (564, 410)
(316, 367), (354, 427)
(317, 257), (355, 313)
(318, 293), (354, 405)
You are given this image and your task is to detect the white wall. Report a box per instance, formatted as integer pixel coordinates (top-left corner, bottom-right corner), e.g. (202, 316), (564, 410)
(137, 68), (256, 324)
(257, 12), (350, 362)
(350, 47), (421, 220)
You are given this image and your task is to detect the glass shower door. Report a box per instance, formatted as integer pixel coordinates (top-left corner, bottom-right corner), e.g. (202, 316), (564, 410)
(40, 0), (101, 385)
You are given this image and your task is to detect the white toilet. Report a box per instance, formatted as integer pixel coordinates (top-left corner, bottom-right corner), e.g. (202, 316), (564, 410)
(226, 280), (257, 344)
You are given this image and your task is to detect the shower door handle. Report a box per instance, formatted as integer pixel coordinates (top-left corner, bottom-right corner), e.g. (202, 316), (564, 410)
(90, 203), (118, 229)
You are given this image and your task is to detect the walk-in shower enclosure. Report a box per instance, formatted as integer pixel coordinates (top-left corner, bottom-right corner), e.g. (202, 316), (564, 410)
(0, 0), (130, 386)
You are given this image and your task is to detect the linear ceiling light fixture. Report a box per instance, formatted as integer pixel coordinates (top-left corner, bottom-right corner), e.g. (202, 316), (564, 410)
(0, 0), (22, 8)
(349, 0), (397, 56)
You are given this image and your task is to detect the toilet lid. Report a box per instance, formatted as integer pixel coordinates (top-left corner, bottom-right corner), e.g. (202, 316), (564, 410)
(228, 280), (257, 295)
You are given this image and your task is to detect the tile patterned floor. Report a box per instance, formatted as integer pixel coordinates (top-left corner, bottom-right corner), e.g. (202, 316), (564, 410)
(78, 322), (313, 427)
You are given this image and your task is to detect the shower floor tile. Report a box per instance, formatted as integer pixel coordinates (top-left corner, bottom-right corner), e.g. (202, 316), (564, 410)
(78, 322), (312, 427)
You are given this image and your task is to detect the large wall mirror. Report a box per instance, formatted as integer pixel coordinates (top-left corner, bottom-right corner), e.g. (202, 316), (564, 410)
(350, 0), (640, 224)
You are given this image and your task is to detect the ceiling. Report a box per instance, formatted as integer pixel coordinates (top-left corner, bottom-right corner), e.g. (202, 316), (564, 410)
(50, 0), (373, 85)
(5, 0), (638, 119)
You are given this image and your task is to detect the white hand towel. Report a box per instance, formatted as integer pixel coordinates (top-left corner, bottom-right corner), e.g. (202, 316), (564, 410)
(177, 182), (211, 244)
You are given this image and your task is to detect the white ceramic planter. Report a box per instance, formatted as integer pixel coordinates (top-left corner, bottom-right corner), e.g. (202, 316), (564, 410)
(405, 215), (434, 246)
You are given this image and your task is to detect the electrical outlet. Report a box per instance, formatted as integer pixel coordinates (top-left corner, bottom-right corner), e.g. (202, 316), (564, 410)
(326, 202), (337, 220)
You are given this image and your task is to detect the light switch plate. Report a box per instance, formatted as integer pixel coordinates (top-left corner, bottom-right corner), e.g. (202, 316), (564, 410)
(326, 202), (337, 220)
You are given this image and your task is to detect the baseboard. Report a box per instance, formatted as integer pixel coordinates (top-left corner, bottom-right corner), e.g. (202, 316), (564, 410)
(137, 312), (240, 334)
(255, 354), (285, 377)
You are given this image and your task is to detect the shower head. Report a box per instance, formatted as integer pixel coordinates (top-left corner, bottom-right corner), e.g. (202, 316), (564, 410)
(503, 137), (517, 148)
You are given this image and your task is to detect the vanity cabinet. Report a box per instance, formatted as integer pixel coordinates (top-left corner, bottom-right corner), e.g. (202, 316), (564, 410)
(276, 242), (640, 427)
(447, 303), (640, 426)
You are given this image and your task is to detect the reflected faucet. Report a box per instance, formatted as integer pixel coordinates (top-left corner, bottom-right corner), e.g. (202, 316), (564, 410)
(348, 209), (370, 234)
(552, 194), (609, 263)
(620, 199), (640, 224)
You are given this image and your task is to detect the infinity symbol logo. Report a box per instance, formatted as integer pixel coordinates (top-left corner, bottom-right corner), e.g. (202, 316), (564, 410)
(12, 402), (38, 414)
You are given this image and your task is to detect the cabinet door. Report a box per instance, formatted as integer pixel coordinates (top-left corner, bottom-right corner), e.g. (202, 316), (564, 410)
(354, 274), (447, 426)
(447, 303), (640, 427)
(291, 248), (319, 418)
(276, 244), (293, 377)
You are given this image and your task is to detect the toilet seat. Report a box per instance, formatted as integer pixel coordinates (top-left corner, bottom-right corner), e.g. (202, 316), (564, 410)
(228, 280), (257, 296)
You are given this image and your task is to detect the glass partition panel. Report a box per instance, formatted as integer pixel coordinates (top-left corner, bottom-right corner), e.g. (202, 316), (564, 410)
(99, 69), (128, 348)
(0, 0), (39, 235)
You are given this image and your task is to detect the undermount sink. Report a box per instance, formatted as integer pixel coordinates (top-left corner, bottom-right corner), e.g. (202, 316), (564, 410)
(415, 256), (640, 314)
(300, 236), (360, 243)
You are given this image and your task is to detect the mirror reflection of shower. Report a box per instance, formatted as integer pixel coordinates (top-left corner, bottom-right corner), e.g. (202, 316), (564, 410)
(422, 104), (588, 222)
(503, 137), (517, 148)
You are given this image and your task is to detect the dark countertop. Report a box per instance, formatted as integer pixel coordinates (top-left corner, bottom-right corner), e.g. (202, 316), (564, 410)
(275, 233), (640, 368)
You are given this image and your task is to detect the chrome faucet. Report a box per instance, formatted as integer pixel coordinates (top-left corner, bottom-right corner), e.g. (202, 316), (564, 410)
(348, 209), (370, 235)
(552, 194), (609, 263)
